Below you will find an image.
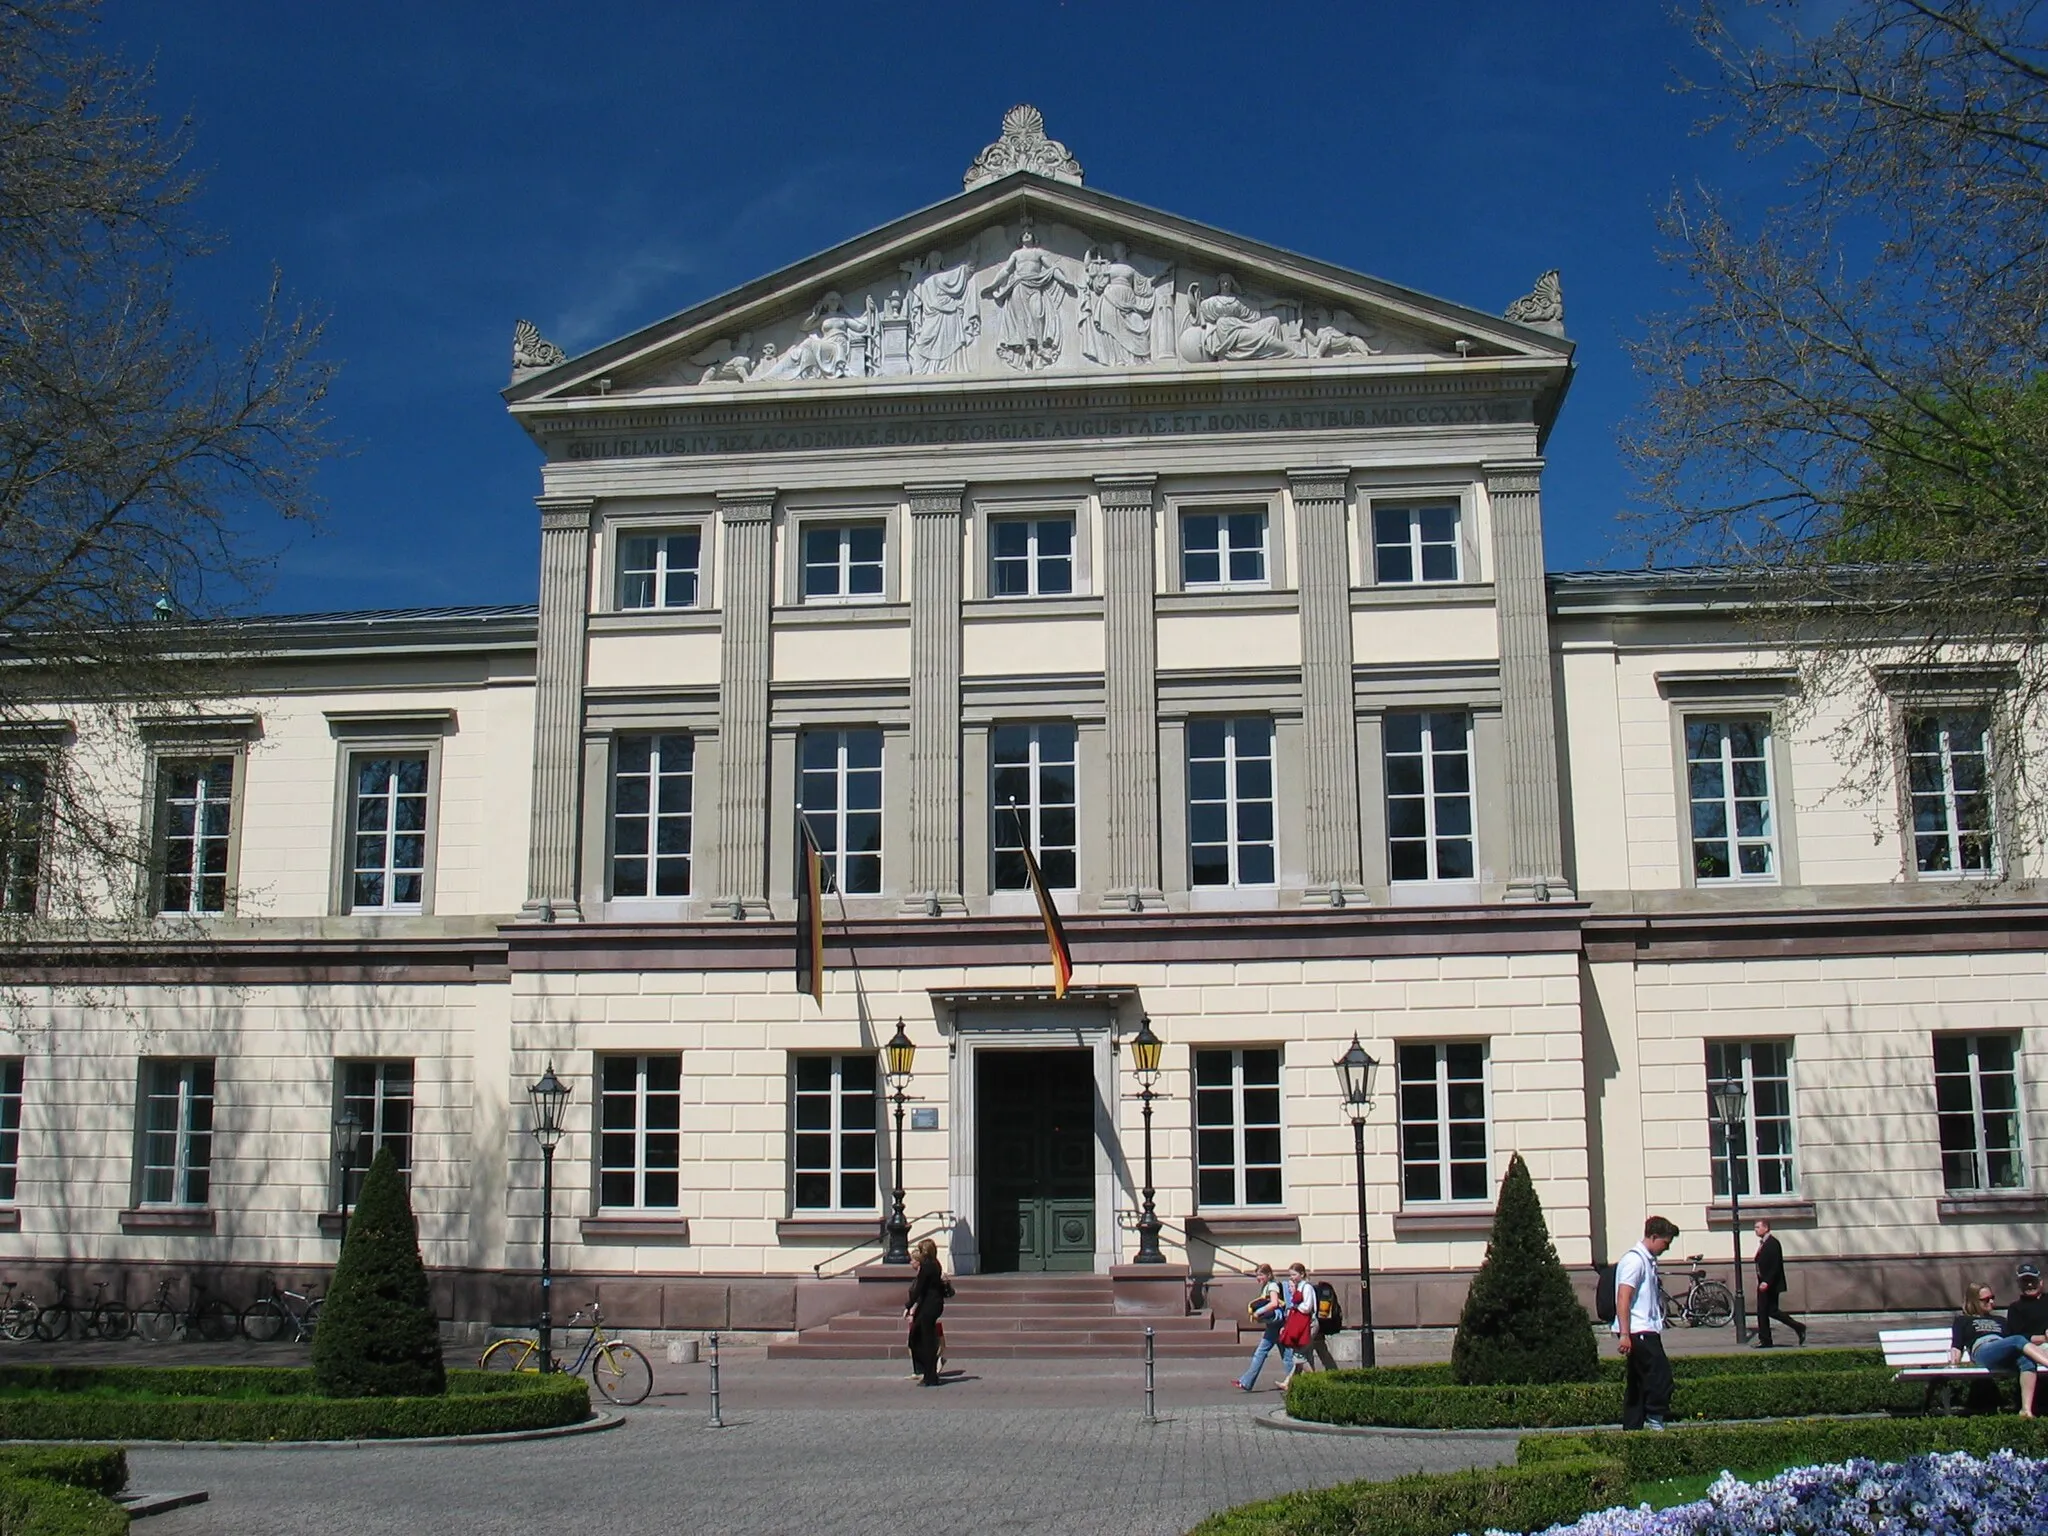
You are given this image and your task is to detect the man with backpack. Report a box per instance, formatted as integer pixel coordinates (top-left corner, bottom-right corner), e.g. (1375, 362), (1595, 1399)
(1612, 1215), (1679, 1430)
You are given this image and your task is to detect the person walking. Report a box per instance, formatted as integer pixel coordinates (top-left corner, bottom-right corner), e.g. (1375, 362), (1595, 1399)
(1235, 1263), (1294, 1392)
(1280, 1262), (1338, 1378)
(1614, 1215), (1679, 1430)
(1752, 1219), (1807, 1348)
(903, 1237), (948, 1387)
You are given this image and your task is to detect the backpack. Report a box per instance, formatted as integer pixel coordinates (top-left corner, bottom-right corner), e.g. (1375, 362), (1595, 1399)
(1594, 1263), (1619, 1325)
(1313, 1280), (1342, 1334)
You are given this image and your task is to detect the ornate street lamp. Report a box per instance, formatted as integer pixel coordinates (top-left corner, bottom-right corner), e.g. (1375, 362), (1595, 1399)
(331, 1106), (366, 1244)
(1130, 1015), (1165, 1265)
(1335, 1035), (1381, 1367)
(1712, 1078), (1750, 1344)
(528, 1064), (570, 1373)
(882, 1022), (916, 1266)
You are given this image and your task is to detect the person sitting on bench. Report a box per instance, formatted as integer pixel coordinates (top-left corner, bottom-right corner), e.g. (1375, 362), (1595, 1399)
(1949, 1278), (2048, 1415)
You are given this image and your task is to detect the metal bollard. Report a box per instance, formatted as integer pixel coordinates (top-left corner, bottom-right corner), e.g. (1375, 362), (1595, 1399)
(708, 1330), (724, 1428)
(1144, 1325), (1156, 1423)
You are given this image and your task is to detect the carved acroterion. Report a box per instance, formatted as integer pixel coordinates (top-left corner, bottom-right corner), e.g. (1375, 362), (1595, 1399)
(511, 319), (567, 374)
(1504, 270), (1565, 330)
(962, 105), (1083, 189)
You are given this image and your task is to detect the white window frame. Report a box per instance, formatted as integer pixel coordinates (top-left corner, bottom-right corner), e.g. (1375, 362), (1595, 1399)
(598, 1053), (683, 1212)
(616, 529), (703, 611)
(988, 515), (1076, 599)
(799, 729), (884, 895)
(800, 521), (888, 605)
(1396, 1042), (1491, 1205)
(1906, 711), (1999, 879)
(1684, 717), (1779, 884)
(0, 762), (46, 917)
(991, 723), (1078, 892)
(154, 755), (237, 915)
(1934, 1032), (2027, 1192)
(138, 1058), (214, 1208)
(609, 733), (695, 899)
(1193, 1047), (1284, 1209)
(1186, 717), (1277, 889)
(1385, 711), (1476, 884)
(335, 1059), (414, 1207)
(1371, 502), (1461, 585)
(345, 752), (432, 914)
(1706, 1041), (1798, 1199)
(1179, 508), (1270, 591)
(791, 1053), (881, 1213)
(0, 1058), (22, 1204)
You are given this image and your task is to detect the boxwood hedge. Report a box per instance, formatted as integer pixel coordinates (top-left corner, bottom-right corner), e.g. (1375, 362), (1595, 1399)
(0, 1446), (129, 1535)
(1186, 1456), (1630, 1536)
(1517, 1413), (2048, 1483)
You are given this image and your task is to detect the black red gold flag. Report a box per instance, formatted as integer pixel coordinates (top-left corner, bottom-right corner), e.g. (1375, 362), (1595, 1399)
(1010, 803), (1073, 999)
(795, 812), (826, 1004)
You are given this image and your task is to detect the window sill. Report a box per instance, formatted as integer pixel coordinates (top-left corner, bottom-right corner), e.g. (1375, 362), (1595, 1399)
(776, 1217), (883, 1242)
(1352, 581), (1493, 607)
(1707, 1198), (1816, 1226)
(1937, 1191), (2048, 1220)
(119, 1208), (214, 1234)
(775, 602), (908, 625)
(1158, 589), (1295, 615)
(0, 1208), (21, 1232)
(578, 1216), (691, 1242)
(317, 1211), (349, 1237)
(1392, 1206), (1495, 1235)
(1186, 1214), (1299, 1242)
(1387, 881), (1482, 907)
(588, 609), (720, 635)
(963, 596), (1102, 619)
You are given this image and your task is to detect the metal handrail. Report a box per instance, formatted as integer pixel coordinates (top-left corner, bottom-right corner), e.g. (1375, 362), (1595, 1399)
(1151, 1217), (1265, 1277)
(810, 1210), (954, 1279)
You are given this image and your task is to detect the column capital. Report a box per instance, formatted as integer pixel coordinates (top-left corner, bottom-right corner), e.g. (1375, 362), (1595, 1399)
(536, 496), (595, 533)
(1483, 460), (1546, 495)
(1285, 468), (1351, 504)
(716, 489), (778, 524)
(1094, 474), (1158, 509)
(905, 482), (967, 517)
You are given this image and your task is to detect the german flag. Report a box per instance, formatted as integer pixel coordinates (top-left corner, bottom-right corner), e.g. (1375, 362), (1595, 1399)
(795, 811), (826, 1004)
(1009, 803), (1073, 999)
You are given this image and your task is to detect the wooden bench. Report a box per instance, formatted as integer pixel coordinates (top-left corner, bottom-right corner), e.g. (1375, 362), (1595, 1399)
(1882, 1326), (2016, 1415)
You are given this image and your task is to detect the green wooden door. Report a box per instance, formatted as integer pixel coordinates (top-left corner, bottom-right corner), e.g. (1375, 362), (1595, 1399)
(976, 1050), (1096, 1272)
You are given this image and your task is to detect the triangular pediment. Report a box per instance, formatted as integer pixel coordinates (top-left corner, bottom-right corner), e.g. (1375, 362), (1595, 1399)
(505, 174), (1570, 408)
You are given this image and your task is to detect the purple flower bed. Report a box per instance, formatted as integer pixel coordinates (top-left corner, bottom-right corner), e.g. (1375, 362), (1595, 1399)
(1489, 1450), (2048, 1536)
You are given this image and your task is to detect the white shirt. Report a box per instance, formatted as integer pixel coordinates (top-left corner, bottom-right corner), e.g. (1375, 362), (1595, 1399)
(1614, 1243), (1664, 1335)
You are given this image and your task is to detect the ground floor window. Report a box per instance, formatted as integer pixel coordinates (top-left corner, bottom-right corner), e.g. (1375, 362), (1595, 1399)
(336, 1059), (414, 1206)
(1397, 1042), (1489, 1202)
(598, 1054), (682, 1210)
(139, 1059), (214, 1207)
(792, 1054), (879, 1211)
(1935, 1033), (2025, 1191)
(0, 1059), (20, 1202)
(1193, 1048), (1282, 1207)
(1706, 1040), (1796, 1197)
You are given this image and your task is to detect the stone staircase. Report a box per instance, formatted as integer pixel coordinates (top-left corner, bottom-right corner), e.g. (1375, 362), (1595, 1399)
(767, 1272), (1242, 1360)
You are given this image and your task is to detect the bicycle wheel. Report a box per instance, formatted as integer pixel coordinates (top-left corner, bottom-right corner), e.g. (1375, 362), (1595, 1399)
(240, 1298), (288, 1344)
(300, 1298), (322, 1342)
(34, 1305), (70, 1343)
(3, 1302), (39, 1342)
(136, 1307), (177, 1345)
(94, 1304), (131, 1341)
(588, 1341), (652, 1406)
(1687, 1281), (1735, 1328)
(480, 1337), (536, 1373)
(194, 1299), (237, 1343)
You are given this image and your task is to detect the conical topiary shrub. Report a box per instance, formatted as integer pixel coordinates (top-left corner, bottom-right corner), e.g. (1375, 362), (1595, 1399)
(1450, 1152), (1600, 1385)
(311, 1145), (446, 1398)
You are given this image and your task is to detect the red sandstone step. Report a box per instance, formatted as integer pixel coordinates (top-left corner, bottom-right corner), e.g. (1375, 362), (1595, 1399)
(767, 1336), (1242, 1360)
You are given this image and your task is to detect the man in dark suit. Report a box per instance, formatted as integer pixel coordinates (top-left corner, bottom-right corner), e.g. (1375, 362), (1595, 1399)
(1753, 1219), (1807, 1347)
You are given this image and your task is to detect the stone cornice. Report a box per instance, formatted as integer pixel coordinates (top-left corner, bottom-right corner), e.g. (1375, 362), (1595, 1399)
(7, 933), (511, 986)
(1582, 901), (2048, 963)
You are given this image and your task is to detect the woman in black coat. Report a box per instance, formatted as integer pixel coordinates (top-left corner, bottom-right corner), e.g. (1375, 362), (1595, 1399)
(904, 1237), (948, 1386)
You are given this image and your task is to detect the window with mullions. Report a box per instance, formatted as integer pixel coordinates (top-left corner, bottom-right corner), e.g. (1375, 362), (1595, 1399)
(618, 530), (702, 610)
(802, 523), (886, 602)
(1187, 718), (1275, 887)
(348, 755), (428, 912)
(155, 757), (234, 914)
(1385, 712), (1474, 883)
(0, 1059), (22, 1203)
(1907, 712), (1997, 876)
(990, 517), (1074, 597)
(1194, 1048), (1283, 1207)
(1935, 1033), (2026, 1192)
(1181, 510), (1268, 589)
(138, 1059), (213, 1207)
(0, 765), (44, 915)
(991, 724), (1077, 891)
(1397, 1043), (1489, 1203)
(335, 1060), (413, 1206)
(799, 730), (883, 895)
(1685, 719), (1777, 883)
(1372, 505), (1460, 585)
(792, 1055), (879, 1211)
(599, 1054), (682, 1210)
(1705, 1041), (1797, 1198)
(611, 734), (694, 898)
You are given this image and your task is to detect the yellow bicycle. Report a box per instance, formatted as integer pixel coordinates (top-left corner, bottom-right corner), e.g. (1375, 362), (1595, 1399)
(479, 1302), (653, 1405)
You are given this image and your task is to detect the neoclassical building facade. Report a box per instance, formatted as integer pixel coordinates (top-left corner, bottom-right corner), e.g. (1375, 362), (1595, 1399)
(2, 111), (2041, 1331)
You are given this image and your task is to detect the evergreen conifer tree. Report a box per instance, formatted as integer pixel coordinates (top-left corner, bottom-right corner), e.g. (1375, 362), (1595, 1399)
(311, 1145), (446, 1398)
(1450, 1152), (1600, 1385)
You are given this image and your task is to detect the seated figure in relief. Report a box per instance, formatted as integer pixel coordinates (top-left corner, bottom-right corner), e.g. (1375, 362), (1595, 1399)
(762, 291), (877, 380)
(1078, 242), (1160, 367)
(1177, 273), (1297, 363)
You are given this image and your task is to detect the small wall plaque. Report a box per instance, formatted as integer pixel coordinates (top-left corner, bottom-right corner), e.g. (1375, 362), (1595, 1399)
(910, 1107), (939, 1131)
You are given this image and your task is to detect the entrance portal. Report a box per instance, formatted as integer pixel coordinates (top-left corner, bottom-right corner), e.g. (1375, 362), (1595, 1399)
(974, 1049), (1095, 1272)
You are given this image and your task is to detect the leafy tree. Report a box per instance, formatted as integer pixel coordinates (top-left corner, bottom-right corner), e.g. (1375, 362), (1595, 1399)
(312, 1147), (446, 1398)
(1451, 1153), (1600, 1385)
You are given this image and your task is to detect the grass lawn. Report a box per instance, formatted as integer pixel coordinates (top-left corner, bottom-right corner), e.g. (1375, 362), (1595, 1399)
(1635, 1464), (1795, 1510)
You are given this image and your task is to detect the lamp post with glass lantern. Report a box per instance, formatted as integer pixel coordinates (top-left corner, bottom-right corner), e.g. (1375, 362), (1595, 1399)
(1335, 1036), (1381, 1368)
(331, 1106), (366, 1245)
(1130, 1016), (1165, 1265)
(1712, 1078), (1750, 1344)
(882, 1022), (916, 1266)
(528, 1065), (570, 1372)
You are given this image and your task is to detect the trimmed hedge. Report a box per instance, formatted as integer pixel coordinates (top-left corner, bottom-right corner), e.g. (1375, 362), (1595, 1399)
(1452, 1154), (1601, 1385)
(0, 1366), (587, 1441)
(1291, 1349), (1881, 1391)
(1286, 1364), (1919, 1429)
(0, 1447), (129, 1535)
(1186, 1457), (1629, 1536)
(1517, 1414), (2048, 1483)
(0, 1449), (127, 1499)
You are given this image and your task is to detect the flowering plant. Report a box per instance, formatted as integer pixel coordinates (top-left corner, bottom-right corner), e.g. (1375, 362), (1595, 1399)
(1488, 1449), (2048, 1536)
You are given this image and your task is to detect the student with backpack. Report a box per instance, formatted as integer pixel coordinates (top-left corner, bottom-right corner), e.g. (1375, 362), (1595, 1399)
(1281, 1262), (1340, 1377)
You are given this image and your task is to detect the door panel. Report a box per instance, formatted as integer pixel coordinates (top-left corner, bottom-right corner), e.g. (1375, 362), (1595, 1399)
(976, 1049), (1096, 1273)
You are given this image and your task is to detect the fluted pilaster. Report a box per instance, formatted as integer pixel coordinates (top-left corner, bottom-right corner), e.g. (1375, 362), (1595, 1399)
(1487, 461), (1571, 900)
(521, 497), (594, 922)
(1098, 475), (1164, 909)
(1290, 470), (1366, 904)
(904, 483), (965, 915)
(713, 489), (776, 916)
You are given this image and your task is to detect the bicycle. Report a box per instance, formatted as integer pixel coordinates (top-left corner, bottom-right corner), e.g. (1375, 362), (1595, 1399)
(0, 1282), (40, 1343)
(134, 1277), (237, 1344)
(479, 1303), (653, 1405)
(1661, 1253), (1735, 1328)
(240, 1280), (322, 1344)
(75, 1282), (131, 1341)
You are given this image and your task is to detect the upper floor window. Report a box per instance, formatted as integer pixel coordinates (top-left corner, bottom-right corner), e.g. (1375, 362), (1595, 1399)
(155, 757), (234, 915)
(1385, 712), (1474, 883)
(599, 1054), (682, 1211)
(1935, 1033), (2025, 1192)
(348, 754), (429, 913)
(1187, 717), (1275, 888)
(992, 723), (1077, 891)
(803, 522), (886, 603)
(611, 734), (694, 898)
(1685, 719), (1777, 883)
(1706, 1041), (1796, 1198)
(792, 1054), (879, 1211)
(0, 764), (44, 916)
(1181, 509), (1268, 590)
(0, 1058), (22, 1203)
(618, 531), (701, 610)
(138, 1058), (213, 1207)
(1194, 1047), (1282, 1208)
(800, 729), (882, 895)
(1398, 1042), (1489, 1203)
(336, 1059), (414, 1206)
(1907, 712), (1996, 876)
(1373, 504), (1460, 584)
(991, 516), (1074, 597)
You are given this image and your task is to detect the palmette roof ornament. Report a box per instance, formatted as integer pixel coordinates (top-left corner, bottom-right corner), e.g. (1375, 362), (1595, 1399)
(511, 319), (568, 374)
(964, 105), (1083, 190)
(1503, 270), (1564, 334)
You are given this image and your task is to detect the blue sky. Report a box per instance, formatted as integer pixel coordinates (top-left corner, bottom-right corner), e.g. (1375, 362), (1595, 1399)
(102, 1), (1775, 613)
